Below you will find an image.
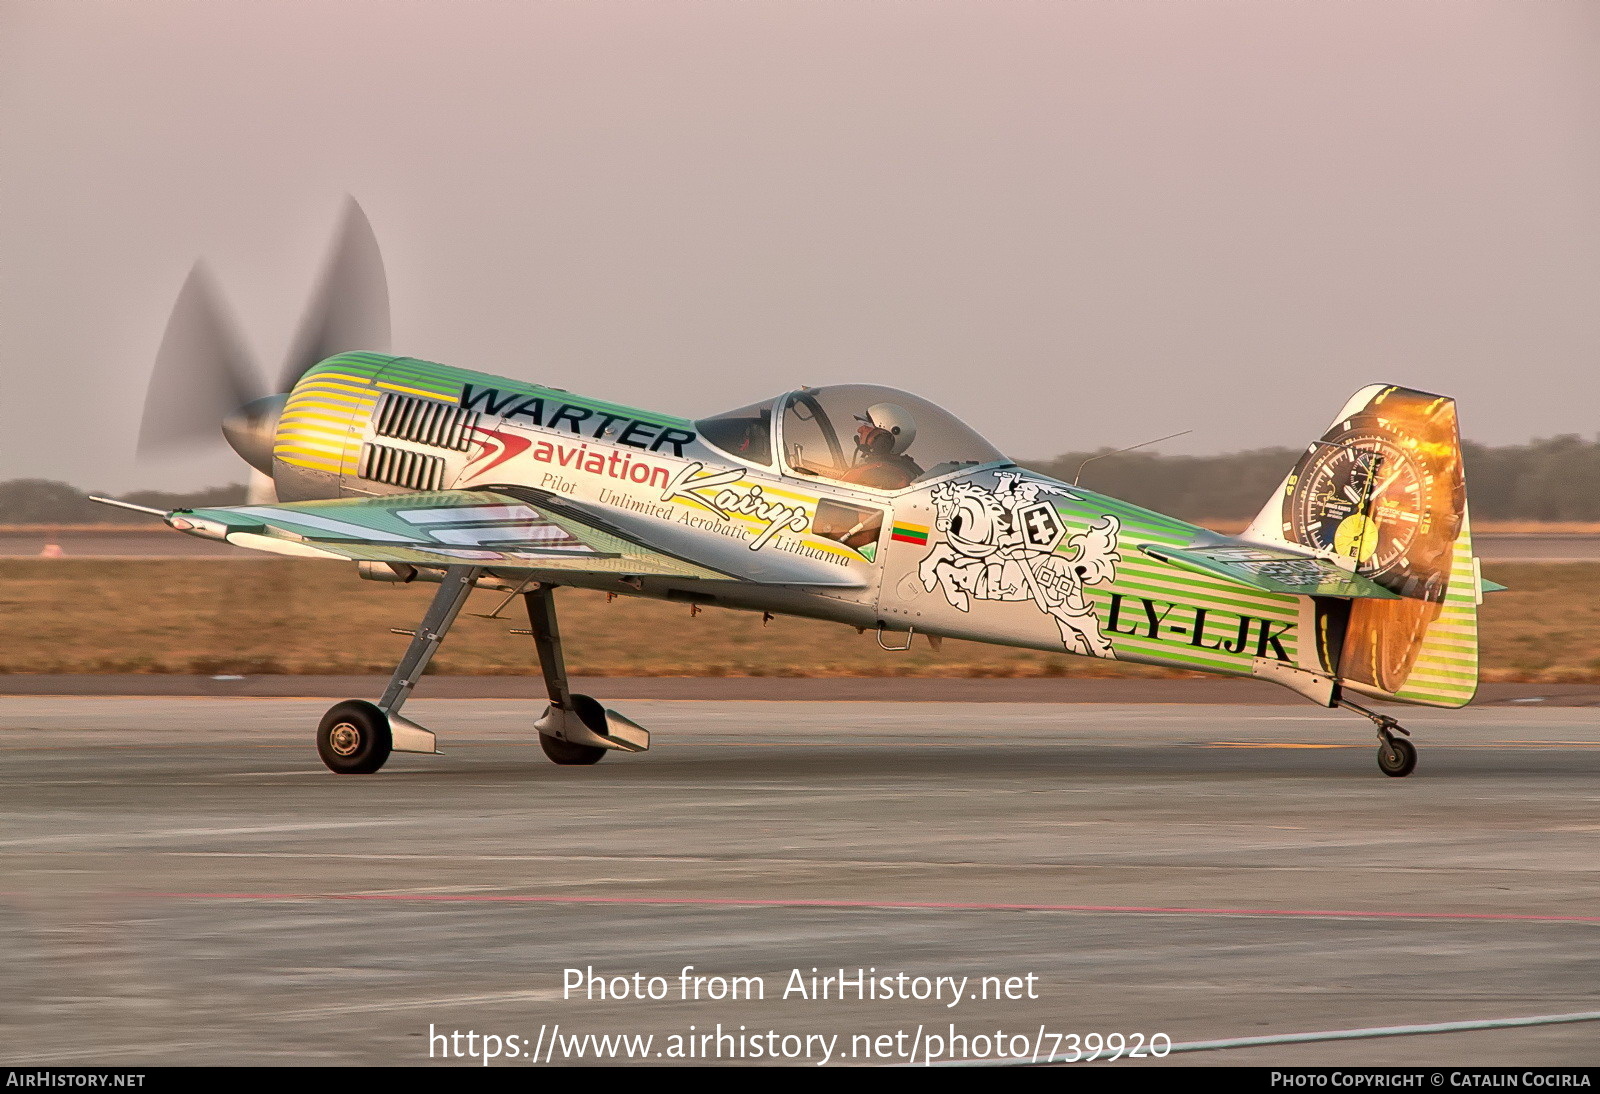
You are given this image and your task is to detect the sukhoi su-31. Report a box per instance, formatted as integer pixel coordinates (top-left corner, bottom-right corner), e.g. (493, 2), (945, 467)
(112, 202), (1501, 777)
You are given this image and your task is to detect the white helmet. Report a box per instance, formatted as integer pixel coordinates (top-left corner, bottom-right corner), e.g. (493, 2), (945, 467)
(859, 402), (917, 455)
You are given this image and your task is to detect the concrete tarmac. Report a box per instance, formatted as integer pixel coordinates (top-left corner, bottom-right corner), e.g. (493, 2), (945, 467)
(2, 697), (1597, 1067)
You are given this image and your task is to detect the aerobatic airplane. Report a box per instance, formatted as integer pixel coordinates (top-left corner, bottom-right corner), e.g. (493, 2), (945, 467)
(109, 201), (1500, 777)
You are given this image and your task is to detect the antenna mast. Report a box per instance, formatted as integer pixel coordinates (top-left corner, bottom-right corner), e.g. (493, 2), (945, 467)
(1072, 430), (1193, 487)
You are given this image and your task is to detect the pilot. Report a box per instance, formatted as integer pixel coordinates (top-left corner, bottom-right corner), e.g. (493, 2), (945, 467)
(840, 402), (922, 490)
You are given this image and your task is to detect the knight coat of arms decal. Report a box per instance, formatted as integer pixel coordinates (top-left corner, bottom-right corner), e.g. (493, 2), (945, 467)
(917, 472), (1123, 658)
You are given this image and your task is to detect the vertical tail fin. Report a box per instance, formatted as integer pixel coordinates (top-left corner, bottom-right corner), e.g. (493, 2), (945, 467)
(1243, 385), (1478, 707)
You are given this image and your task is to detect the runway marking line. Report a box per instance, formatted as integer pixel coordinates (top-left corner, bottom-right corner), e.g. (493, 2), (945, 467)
(130, 891), (1600, 925)
(933, 1009), (1600, 1067)
(1161, 1008), (1600, 1056)
(1205, 742), (1354, 749)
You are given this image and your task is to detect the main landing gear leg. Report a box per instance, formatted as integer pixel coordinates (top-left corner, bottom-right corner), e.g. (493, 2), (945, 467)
(521, 584), (649, 765)
(1338, 697), (1418, 778)
(316, 566), (481, 774)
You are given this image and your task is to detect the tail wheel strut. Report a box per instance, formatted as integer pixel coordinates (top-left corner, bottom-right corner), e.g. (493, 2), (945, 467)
(1338, 697), (1418, 778)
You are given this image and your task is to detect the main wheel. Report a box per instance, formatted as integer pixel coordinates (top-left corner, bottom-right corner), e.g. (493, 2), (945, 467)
(539, 733), (607, 766)
(317, 700), (392, 774)
(1376, 736), (1417, 778)
(536, 695), (613, 765)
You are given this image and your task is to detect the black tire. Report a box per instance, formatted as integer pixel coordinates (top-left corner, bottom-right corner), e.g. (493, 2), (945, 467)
(1377, 737), (1417, 778)
(317, 700), (392, 774)
(536, 695), (613, 765)
(539, 732), (608, 766)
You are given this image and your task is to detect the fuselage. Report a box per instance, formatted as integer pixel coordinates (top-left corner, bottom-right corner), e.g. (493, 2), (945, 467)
(256, 352), (1477, 710)
(262, 352), (1329, 688)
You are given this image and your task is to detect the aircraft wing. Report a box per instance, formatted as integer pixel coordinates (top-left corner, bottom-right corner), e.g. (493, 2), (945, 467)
(1140, 542), (1402, 599)
(167, 489), (740, 581)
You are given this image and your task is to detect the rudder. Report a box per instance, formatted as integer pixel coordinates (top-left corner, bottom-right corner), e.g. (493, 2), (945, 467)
(1242, 385), (1479, 707)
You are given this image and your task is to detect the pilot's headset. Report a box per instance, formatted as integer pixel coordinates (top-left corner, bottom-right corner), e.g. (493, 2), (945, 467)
(854, 402), (917, 458)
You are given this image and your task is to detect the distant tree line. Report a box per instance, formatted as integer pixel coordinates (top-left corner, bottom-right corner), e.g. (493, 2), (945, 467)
(1, 434), (1597, 523)
(1024, 447), (1302, 522)
(0, 479), (246, 524)
(1026, 434), (1600, 521)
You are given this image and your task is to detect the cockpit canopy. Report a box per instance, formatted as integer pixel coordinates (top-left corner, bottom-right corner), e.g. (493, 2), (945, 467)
(696, 384), (1006, 491)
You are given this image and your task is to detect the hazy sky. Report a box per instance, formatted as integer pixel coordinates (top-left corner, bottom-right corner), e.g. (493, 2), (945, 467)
(2, 0), (1597, 492)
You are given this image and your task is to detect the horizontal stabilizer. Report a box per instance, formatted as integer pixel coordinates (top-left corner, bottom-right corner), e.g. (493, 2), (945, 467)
(1140, 542), (1401, 599)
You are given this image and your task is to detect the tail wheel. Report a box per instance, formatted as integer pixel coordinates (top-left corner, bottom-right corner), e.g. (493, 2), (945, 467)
(317, 700), (392, 774)
(1377, 737), (1417, 778)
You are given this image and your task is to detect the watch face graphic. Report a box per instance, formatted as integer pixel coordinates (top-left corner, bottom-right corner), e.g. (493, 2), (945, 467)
(1287, 426), (1436, 590)
(1279, 388), (1466, 695)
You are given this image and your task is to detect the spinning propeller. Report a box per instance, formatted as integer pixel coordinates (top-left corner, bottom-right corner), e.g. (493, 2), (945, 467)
(137, 197), (391, 475)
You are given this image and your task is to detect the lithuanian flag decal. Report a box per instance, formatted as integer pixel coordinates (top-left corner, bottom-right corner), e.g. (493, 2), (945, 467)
(891, 522), (930, 545)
